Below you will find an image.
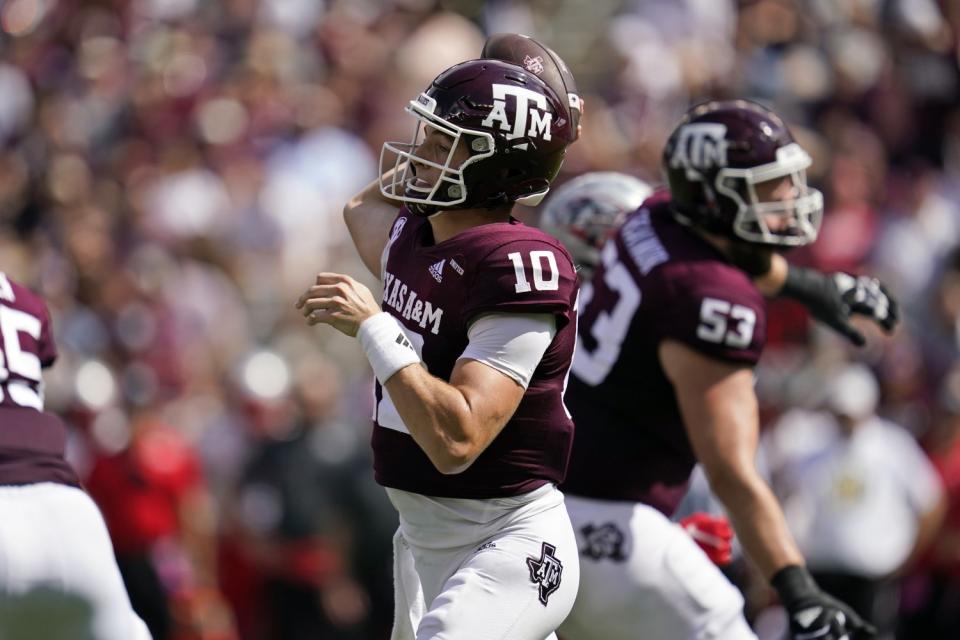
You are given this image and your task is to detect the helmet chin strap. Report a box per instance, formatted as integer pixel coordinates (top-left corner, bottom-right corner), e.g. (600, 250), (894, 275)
(408, 199), (478, 218)
(409, 189), (514, 217)
(406, 201), (440, 217)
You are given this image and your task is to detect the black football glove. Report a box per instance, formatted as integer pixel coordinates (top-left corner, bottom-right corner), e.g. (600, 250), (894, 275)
(780, 267), (899, 347)
(772, 565), (876, 640)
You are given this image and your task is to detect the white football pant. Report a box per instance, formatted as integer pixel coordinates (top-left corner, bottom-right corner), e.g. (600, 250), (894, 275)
(560, 495), (756, 640)
(0, 483), (152, 640)
(389, 484), (579, 640)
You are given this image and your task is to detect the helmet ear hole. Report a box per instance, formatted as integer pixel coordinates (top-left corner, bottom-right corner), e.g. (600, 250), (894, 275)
(470, 137), (492, 153)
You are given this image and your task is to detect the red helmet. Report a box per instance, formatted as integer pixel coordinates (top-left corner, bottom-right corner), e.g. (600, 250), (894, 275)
(380, 59), (573, 216)
(662, 100), (823, 247)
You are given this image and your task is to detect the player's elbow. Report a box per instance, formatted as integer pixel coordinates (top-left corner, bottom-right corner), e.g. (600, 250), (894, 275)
(434, 457), (473, 475)
(420, 401), (503, 475)
(343, 198), (359, 228)
(429, 441), (480, 475)
(425, 426), (488, 475)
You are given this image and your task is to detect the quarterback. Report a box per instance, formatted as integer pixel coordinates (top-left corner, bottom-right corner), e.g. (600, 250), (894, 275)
(298, 56), (581, 639)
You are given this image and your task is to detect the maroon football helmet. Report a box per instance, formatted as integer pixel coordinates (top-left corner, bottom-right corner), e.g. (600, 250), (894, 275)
(662, 100), (823, 247)
(380, 59), (572, 216)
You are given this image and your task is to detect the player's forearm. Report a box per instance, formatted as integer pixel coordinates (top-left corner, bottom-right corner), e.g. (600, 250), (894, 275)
(708, 468), (804, 579)
(384, 366), (495, 474)
(344, 175), (396, 224)
(343, 173), (400, 277)
(350, 310), (512, 473)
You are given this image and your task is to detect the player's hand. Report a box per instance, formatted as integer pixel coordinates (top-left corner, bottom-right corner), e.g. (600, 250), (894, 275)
(783, 591), (875, 640)
(832, 273), (898, 336)
(772, 565), (876, 640)
(780, 267), (899, 347)
(679, 512), (733, 566)
(296, 272), (380, 337)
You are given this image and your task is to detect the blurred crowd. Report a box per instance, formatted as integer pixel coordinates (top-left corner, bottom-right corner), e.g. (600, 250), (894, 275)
(1, 0), (959, 638)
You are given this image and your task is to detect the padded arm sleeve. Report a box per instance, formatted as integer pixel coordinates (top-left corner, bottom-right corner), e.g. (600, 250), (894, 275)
(458, 312), (557, 389)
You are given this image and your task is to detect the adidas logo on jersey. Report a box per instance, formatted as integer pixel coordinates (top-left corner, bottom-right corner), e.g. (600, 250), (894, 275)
(428, 259), (445, 283)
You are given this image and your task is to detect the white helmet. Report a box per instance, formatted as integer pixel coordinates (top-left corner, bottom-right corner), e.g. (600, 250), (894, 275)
(540, 172), (653, 272)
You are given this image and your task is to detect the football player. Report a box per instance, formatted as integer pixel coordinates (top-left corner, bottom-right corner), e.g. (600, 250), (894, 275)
(297, 57), (581, 639)
(552, 102), (886, 640)
(0, 272), (151, 640)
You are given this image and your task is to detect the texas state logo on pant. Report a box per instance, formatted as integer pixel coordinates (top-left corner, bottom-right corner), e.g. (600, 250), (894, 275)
(527, 541), (563, 605)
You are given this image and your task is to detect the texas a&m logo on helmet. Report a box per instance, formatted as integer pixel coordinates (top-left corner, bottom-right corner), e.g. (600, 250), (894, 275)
(667, 123), (729, 178)
(481, 83), (553, 144)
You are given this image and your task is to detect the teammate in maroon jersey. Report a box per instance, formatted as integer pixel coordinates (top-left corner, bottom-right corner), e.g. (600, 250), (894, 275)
(297, 57), (581, 639)
(0, 272), (151, 640)
(540, 171), (896, 639)
(552, 102), (883, 640)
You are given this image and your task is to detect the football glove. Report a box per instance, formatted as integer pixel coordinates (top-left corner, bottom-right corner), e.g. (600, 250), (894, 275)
(772, 565), (876, 640)
(780, 267), (899, 347)
(679, 512), (733, 566)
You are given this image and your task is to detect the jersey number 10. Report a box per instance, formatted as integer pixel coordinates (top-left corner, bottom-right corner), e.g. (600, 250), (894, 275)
(508, 251), (560, 293)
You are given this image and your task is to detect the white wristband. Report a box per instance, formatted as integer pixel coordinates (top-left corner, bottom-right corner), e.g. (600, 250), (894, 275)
(358, 312), (421, 383)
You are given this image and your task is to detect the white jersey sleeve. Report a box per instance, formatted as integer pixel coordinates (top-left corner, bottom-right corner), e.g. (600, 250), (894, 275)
(459, 313), (557, 389)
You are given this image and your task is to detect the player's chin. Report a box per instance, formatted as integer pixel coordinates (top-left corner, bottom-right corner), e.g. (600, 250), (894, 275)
(728, 242), (774, 277)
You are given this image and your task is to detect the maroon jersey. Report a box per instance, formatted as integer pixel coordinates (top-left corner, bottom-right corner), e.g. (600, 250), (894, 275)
(560, 194), (766, 515)
(0, 273), (79, 487)
(372, 210), (578, 498)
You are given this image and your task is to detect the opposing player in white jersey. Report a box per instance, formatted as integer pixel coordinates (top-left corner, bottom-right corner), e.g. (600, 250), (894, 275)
(0, 272), (151, 640)
(297, 56), (582, 639)
(540, 103), (895, 640)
